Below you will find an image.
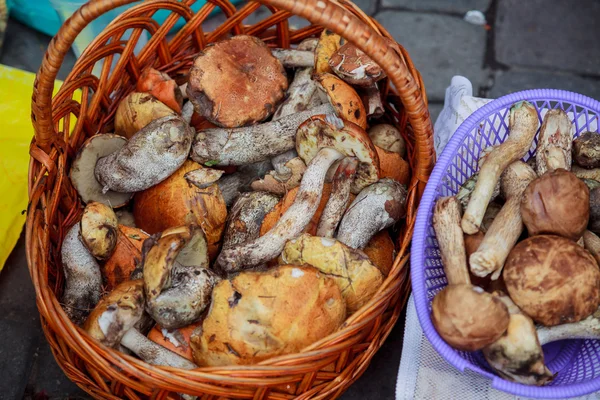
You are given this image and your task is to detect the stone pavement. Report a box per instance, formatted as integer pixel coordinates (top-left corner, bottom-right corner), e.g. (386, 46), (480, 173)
(1, 0), (599, 399)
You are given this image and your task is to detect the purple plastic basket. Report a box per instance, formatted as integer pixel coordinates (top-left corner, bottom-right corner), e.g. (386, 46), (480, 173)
(412, 89), (600, 399)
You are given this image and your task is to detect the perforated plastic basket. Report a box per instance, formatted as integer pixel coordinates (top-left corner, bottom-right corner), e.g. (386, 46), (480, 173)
(412, 89), (600, 399)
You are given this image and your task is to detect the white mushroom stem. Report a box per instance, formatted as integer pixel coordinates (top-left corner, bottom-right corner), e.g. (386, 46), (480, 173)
(316, 157), (358, 237)
(190, 103), (334, 166)
(462, 101), (539, 234)
(272, 68), (321, 121)
(216, 147), (345, 271)
(432, 196), (470, 286)
(536, 307), (600, 345)
(336, 179), (407, 249)
(61, 224), (102, 325)
(470, 161), (537, 280)
(360, 83), (384, 119)
(271, 48), (314, 68)
(583, 230), (600, 266)
(535, 109), (573, 175)
(181, 101), (194, 124)
(120, 328), (197, 369)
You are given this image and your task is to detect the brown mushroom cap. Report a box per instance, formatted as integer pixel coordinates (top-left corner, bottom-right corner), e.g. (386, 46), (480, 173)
(521, 169), (589, 241)
(314, 73), (367, 129)
(296, 115), (379, 194)
(102, 225), (149, 291)
(432, 283), (510, 351)
(187, 35), (288, 128)
(328, 42), (386, 87)
(504, 235), (600, 326)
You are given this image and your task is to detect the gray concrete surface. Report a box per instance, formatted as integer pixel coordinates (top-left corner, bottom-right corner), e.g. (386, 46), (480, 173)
(1, 0), (600, 399)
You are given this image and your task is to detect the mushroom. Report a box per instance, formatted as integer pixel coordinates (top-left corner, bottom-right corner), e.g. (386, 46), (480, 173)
(83, 280), (145, 348)
(314, 29), (344, 75)
(281, 234), (383, 313)
(184, 168), (224, 189)
(573, 132), (600, 169)
(136, 67), (183, 113)
(328, 42), (386, 87)
(250, 157), (307, 195)
(95, 114), (194, 194)
(148, 321), (201, 362)
(368, 124), (410, 185)
(314, 73), (367, 129)
(316, 157), (359, 237)
(469, 161), (537, 279)
(120, 328), (198, 369)
(336, 178), (407, 249)
(482, 293), (553, 386)
(133, 160), (227, 259)
(143, 225), (220, 329)
(69, 134), (133, 207)
(190, 265), (345, 366)
(80, 202), (118, 261)
(216, 114), (379, 271)
(61, 223), (103, 325)
(521, 168), (589, 241)
(271, 48), (314, 68)
(572, 165), (600, 181)
(115, 209), (136, 228)
(114, 92), (176, 139)
(535, 109), (573, 175)
(503, 235), (600, 326)
(360, 83), (385, 119)
(362, 231), (396, 276)
(536, 306), (600, 345)
(187, 35), (288, 128)
(101, 225), (149, 291)
(462, 101), (539, 234)
(431, 196), (510, 351)
(190, 103), (333, 166)
(583, 230), (600, 265)
(219, 192), (280, 273)
(217, 159), (273, 206)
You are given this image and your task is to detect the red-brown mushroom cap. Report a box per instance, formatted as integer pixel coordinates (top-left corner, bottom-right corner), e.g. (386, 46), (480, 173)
(296, 114), (380, 194)
(187, 35), (288, 128)
(328, 43), (386, 87)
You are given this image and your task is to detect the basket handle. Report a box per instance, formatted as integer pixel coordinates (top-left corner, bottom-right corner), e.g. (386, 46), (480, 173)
(32, 0), (434, 188)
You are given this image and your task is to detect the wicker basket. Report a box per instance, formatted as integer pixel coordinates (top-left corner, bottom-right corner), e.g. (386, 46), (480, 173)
(26, 0), (435, 398)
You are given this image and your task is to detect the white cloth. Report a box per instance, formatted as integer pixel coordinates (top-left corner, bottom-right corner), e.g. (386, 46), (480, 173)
(396, 76), (600, 400)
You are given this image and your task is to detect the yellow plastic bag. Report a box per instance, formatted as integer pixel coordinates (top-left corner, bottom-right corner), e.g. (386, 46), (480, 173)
(0, 65), (70, 271)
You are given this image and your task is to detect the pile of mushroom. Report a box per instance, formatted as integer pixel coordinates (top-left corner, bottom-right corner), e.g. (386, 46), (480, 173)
(61, 32), (410, 372)
(432, 103), (600, 386)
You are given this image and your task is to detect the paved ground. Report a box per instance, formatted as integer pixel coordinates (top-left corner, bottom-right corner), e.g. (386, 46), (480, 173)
(1, 0), (599, 399)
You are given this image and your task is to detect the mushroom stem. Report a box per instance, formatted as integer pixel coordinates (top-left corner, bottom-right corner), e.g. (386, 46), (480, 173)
(336, 179), (407, 249)
(61, 224), (102, 325)
(433, 197), (470, 286)
(216, 159), (273, 206)
(572, 165), (600, 181)
(536, 109), (573, 175)
(536, 306), (600, 345)
(120, 328), (197, 369)
(191, 103), (334, 166)
(271, 48), (314, 68)
(216, 147), (345, 271)
(470, 161), (537, 280)
(316, 157), (359, 237)
(273, 68), (321, 122)
(482, 294), (553, 386)
(462, 101), (539, 234)
(360, 83), (384, 119)
(583, 230), (600, 266)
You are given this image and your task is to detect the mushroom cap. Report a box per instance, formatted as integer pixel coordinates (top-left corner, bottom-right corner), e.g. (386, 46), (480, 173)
(69, 134), (133, 207)
(80, 202), (118, 261)
(363, 230), (396, 276)
(115, 92), (176, 139)
(431, 284), (510, 352)
(314, 73), (367, 129)
(133, 160), (227, 260)
(504, 235), (600, 326)
(147, 321), (200, 361)
(368, 124), (406, 157)
(521, 169), (589, 241)
(136, 68), (183, 113)
(296, 114), (379, 194)
(190, 265), (345, 366)
(573, 132), (600, 169)
(328, 42), (386, 87)
(102, 225), (149, 291)
(83, 279), (145, 348)
(187, 35), (288, 128)
(281, 234), (383, 313)
(374, 145), (410, 185)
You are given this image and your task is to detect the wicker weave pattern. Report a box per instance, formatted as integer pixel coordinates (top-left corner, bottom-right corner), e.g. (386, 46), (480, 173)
(26, 1), (433, 398)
